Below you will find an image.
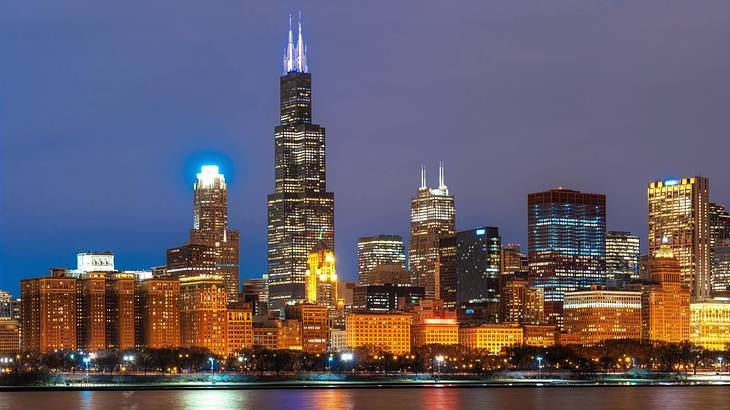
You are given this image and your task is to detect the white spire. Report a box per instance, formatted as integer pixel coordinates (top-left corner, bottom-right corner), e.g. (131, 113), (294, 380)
(439, 161), (446, 188)
(283, 13), (307, 74)
(420, 164), (426, 189)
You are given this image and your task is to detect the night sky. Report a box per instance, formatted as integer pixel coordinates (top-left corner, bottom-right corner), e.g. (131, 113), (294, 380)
(2, 1), (730, 295)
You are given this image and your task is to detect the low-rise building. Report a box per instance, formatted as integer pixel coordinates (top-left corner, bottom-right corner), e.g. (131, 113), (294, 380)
(522, 324), (557, 347)
(563, 287), (642, 345)
(345, 313), (410, 354)
(690, 298), (730, 350)
(458, 324), (523, 354)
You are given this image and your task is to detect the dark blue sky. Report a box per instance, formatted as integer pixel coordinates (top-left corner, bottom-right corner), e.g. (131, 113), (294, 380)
(2, 1), (730, 295)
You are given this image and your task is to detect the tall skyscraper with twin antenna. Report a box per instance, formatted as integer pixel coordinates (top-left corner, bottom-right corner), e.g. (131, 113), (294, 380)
(267, 15), (335, 311)
(409, 162), (455, 298)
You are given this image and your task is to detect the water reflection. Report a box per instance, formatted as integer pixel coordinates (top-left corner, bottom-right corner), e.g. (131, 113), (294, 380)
(0, 386), (728, 410)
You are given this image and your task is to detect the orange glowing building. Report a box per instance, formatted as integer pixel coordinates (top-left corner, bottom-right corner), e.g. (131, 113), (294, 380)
(225, 308), (253, 356)
(345, 313), (411, 354)
(286, 303), (330, 353)
(563, 287), (642, 345)
(20, 268), (77, 353)
(522, 324), (557, 347)
(641, 243), (691, 343)
(411, 299), (458, 347)
(137, 278), (180, 348)
(180, 274), (228, 356)
(458, 323), (523, 354)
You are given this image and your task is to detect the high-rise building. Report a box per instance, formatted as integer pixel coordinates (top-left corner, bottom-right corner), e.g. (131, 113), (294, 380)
(357, 235), (406, 285)
(179, 274), (228, 356)
(712, 240), (730, 295)
(709, 202), (730, 250)
(648, 177), (711, 299)
(436, 236), (457, 307)
(456, 227), (501, 305)
(242, 277), (269, 316)
(352, 284), (425, 312)
(20, 268), (77, 353)
(500, 277), (545, 324)
(641, 243), (691, 343)
(0, 291), (20, 320)
(409, 163), (455, 297)
(528, 188), (607, 326)
(605, 231), (640, 280)
(76, 272), (136, 351)
(136, 278), (180, 348)
(563, 287), (642, 345)
(267, 17), (335, 310)
(500, 243), (527, 276)
(305, 244), (338, 308)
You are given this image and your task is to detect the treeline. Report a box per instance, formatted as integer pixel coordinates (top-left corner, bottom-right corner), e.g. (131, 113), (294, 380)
(2, 340), (728, 377)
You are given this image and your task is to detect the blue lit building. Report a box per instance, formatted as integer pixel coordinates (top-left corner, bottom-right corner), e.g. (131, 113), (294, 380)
(527, 188), (607, 326)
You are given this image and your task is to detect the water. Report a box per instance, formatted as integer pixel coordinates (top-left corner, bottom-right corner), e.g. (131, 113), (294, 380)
(0, 386), (727, 410)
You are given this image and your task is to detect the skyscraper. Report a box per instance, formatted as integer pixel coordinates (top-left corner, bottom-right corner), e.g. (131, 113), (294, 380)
(528, 188), (606, 326)
(409, 163), (455, 297)
(167, 165), (240, 305)
(455, 227), (501, 305)
(267, 16), (334, 310)
(605, 231), (640, 280)
(190, 165), (240, 305)
(648, 177), (711, 299)
(357, 235), (406, 285)
(709, 203), (730, 294)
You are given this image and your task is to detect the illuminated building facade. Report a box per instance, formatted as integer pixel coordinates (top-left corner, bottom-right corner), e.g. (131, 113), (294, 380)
(648, 177), (711, 299)
(0, 320), (19, 353)
(179, 275), (228, 356)
(137, 278), (180, 348)
(411, 300), (458, 347)
(20, 268), (77, 353)
(501, 243), (527, 276)
(500, 277), (545, 324)
(409, 162), (455, 298)
(436, 236), (457, 307)
(286, 303), (329, 353)
(352, 284), (424, 312)
(357, 235), (406, 285)
(605, 231), (640, 280)
(167, 242), (217, 277)
(522, 324), (557, 347)
(0, 291), (20, 320)
(268, 18), (335, 310)
(709, 202), (730, 250)
(712, 240), (730, 295)
(225, 309), (253, 356)
(528, 188), (607, 326)
(305, 245), (338, 308)
(252, 319), (302, 350)
(456, 227), (501, 305)
(641, 244), (691, 343)
(690, 298), (730, 349)
(563, 288), (642, 345)
(74, 252), (115, 275)
(345, 313), (411, 354)
(458, 324), (523, 354)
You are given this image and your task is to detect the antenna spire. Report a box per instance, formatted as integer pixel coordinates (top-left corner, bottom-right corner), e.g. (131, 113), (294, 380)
(420, 164), (426, 189)
(439, 161), (445, 188)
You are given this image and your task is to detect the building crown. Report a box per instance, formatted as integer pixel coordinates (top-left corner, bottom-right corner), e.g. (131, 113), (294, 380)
(283, 13), (308, 74)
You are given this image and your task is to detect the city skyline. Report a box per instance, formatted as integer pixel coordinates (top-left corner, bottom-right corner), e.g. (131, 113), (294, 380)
(3, 2), (730, 295)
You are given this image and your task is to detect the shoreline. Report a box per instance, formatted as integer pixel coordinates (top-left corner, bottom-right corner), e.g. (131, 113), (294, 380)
(2, 376), (729, 392)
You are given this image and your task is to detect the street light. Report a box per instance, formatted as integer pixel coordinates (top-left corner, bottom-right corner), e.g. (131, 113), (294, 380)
(717, 356), (723, 374)
(536, 356), (543, 378)
(341, 353), (353, 373)
(434, 355), (445, 378)
(208, 357), (215, 374)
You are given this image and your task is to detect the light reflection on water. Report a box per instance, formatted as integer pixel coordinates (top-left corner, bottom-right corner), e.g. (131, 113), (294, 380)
(0, 386), (727, 410)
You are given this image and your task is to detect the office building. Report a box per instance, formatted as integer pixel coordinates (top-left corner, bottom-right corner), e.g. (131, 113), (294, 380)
(305, 244), (338, 308)
(690, 298), (730, 350)
(501, 243), (527, 276)
(411, 300), (459, 347)
(0, 291), (20, 320)
(409, 163), (455, 298)
(352, 284), (424, 312)
(179, 275), (228, 356)
(641, 243), (691, 343)
(712, 240), (730, 295)
(286, 303), (329, 353)
(0, 320), (19, 354)
(345, 313), (411, 354)
(226, 308), (253, 356)
(456, 227), (501, 305)
(528, 188), (607, 326)
(648, 177), (711, 299)
(20, 268), (77, 353)
(522, 324), (557, 347)
(357, 235), (406, 285)
(136, 278), (181, 348)
(267, 18), (335, 310)
(605, 231), (640, 280)
(563, 287), (642, 345)
(436, 236), (457, 307)
(458, 324), (523, 354)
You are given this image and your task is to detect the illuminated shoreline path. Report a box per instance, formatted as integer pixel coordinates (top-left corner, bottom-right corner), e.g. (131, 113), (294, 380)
(267, 15), (335, 311)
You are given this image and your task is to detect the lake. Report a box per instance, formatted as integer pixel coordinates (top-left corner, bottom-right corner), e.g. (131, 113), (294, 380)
(0, 386), (726, 409)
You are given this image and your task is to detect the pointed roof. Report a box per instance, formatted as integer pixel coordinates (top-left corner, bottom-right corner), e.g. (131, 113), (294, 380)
(283, 13), (308, 74)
